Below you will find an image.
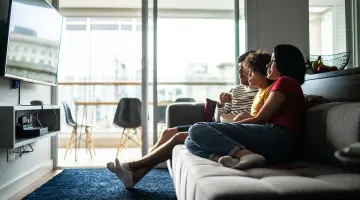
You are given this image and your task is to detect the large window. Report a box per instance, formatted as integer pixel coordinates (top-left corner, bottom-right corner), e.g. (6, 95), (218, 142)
(154, 18), (235, 101)
(57, 0), (244, 166)
(58, 17), (142, 134)
(309, 0), (347, 55)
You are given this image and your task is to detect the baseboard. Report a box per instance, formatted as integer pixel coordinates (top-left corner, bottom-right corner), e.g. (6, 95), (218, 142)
(0, 159), (53, 200)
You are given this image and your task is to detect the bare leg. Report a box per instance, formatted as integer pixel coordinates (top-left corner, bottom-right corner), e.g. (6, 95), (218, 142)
(109, 132), (188, 186)
(151, 128), (179, 152)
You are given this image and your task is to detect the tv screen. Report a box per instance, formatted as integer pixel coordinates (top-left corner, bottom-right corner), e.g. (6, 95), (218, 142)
(0, 0), (63, 86)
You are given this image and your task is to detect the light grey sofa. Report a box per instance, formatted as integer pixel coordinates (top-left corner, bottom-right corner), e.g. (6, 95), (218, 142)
(166, 102), (360, 200)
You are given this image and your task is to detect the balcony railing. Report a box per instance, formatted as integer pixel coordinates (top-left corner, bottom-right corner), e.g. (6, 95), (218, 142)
(58, 81), (234, 86)
(58, 81), (234, 137)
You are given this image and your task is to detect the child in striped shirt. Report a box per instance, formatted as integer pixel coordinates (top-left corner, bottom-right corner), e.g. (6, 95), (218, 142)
(221, 51), (272, 122)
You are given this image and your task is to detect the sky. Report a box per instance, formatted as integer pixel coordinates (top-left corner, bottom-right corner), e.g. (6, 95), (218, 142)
(10, 0), (62, 41)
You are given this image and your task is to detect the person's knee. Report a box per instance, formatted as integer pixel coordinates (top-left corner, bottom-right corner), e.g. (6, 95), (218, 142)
(184, 136), (194, 151)
(161, 127), (178, 139)
(172, 132), (188, 144)
(188, 123), (207, 143)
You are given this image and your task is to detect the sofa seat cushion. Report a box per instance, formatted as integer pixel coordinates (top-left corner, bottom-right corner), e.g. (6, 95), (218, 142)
(172, 145), (249, 200)
(316, 174), (360, 190)
(172, 145), (360, 200)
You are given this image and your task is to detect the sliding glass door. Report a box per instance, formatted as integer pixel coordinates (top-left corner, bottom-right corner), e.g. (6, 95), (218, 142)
(148, 0), (244, 150)
(57, 3), (144, 167)
(56, 0), (244, 167)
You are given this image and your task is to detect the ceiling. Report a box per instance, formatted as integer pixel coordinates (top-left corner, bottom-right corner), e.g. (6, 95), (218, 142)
(59, 0), (344, 9)
(58, 0), (344, 18)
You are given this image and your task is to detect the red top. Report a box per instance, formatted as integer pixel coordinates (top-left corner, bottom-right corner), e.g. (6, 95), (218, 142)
(268, 76), (305, 133)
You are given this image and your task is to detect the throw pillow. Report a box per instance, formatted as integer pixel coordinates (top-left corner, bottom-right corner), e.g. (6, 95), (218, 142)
(203, 98), (217, 122)
(304, 94), (330, 110)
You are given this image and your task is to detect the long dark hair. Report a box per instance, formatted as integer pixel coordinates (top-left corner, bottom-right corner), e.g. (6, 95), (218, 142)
(274, 44), (306, 85)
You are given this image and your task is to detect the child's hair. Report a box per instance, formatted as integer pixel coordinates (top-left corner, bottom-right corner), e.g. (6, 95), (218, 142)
(243, 50), (273, 84)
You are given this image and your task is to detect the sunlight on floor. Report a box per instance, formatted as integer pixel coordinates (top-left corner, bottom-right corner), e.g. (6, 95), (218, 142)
(58, 148), (142, 168)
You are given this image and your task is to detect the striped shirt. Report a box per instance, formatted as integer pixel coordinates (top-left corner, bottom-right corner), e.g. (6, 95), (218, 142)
(215, 84), (258, 122)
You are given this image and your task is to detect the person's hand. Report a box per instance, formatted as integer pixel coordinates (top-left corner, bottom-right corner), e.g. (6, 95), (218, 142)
(233, 112), (252, 122)
(220, 114), (236, 123)
(218, 92), (232, 107)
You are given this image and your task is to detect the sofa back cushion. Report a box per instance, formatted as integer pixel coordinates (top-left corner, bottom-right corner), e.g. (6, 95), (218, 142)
(304, 94), (331, 110)
(300, 102), (360, 166)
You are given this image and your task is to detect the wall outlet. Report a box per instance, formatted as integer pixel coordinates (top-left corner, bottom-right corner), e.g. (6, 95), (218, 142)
(7, 148), (16, 162)
(7, 147), (22, 162)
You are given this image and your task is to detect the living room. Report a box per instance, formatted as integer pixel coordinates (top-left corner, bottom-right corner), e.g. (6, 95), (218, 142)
(0, 0), (360, 199)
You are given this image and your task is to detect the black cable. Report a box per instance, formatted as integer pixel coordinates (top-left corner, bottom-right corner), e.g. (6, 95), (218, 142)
(18, 81), (21, 105)
(42, 104), (58, 132)
(20, 144), (34, 156)
(29, 144), (34, 152)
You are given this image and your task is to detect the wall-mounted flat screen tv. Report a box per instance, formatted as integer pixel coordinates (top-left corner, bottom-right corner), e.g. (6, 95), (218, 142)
(0, 0), (63, 86)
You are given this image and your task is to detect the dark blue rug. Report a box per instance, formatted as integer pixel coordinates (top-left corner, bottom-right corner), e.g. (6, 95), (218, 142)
(24, 168), (177, 200)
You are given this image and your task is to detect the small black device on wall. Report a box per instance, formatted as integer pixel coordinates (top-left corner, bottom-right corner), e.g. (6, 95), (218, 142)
(16, 115), (48, 138)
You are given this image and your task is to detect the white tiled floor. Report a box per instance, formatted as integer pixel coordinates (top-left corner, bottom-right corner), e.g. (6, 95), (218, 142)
(58, 148), (142, 168)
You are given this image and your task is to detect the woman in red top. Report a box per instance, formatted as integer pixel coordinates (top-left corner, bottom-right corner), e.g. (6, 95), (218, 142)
(108, 45), (306, 189)
(183, 44), (306, 169)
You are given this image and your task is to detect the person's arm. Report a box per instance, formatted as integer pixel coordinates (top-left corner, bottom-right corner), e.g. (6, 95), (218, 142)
(235, 91), (286, 124)
(214, 89), (233, 122)
(232, 112), (252, 122)
(215, 102), (232, 122)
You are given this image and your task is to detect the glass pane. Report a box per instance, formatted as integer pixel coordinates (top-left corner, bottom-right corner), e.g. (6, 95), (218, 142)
(58, 13), (143, 166)
(309, 0), (347, 55)
(149, 0), (236, 148)
(239, 0), (246, 55)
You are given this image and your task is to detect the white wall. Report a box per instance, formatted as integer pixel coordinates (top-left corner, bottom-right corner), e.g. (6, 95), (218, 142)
(0, 1), (55, 198)
(246, 0), (309, 57)
(321, 9), (334, 54)
(0, 79), (53, 199)
(310, 14), (322, 54)
(334, 5), (347, 53)
(310, 0), (344, 6)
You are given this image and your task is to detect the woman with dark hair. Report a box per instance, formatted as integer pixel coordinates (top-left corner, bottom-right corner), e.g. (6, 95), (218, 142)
(184, 44), (306, 169)
(106, 50), (258, 189)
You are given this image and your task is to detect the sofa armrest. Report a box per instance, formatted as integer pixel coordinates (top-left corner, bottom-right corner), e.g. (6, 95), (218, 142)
(166, 102), (205, 128)
(335, 142), (360, 172)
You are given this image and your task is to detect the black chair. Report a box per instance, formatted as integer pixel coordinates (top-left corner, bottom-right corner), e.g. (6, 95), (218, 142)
(175, 97), (196, 102)
(62, 101), (95, 159)
(113, 98), (142, 157)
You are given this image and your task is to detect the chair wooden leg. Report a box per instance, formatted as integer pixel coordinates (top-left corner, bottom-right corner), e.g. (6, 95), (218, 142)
(85, 128), (89, 153)
(85, 129), (93, 160)
(116, 129), (126, 158)
(64, 130), (75, 159)
(86, 127), (96, 156)
(69, 132), (75, 156)
(135, 127), (142, 153)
